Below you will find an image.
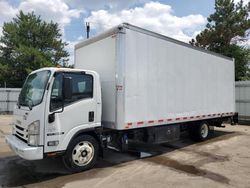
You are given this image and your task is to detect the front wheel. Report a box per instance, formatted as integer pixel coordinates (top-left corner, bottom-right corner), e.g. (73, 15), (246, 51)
(63, 135), (99, 173)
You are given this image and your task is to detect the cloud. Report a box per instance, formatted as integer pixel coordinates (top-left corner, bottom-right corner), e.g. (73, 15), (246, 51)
(85, 1), (206, 42)
(65, 41), (76, 65)
(0, 1), (207, 65)
(19, 0), (83, 35)
(0, 0), (83, 64)
(63, 0), (149, 12)
(0, 0), (83, 37)
(0, 1), (18, 36)
(66, 36), (84, 65)
(0, 1), (18, 21)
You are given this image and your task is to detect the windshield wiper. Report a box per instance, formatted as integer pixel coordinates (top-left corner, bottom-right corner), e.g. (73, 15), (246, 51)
(25, 96), (34, 110)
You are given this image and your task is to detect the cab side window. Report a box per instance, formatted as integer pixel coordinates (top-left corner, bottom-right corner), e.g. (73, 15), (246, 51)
(68, 73), (93, 102)
(50, 72), (93, 111)
(50, 73), (63, 111)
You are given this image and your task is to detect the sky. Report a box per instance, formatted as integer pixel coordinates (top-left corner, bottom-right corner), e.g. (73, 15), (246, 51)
(0, 0), (249, 65)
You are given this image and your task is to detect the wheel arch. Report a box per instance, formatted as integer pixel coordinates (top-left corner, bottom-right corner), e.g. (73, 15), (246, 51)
(65, 128), (103, 156)
(63, 132), (100, 172)
(188, 120), (210, 141)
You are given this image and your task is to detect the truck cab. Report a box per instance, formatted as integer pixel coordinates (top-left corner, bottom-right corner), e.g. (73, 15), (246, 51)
(6, 67), (102, 171)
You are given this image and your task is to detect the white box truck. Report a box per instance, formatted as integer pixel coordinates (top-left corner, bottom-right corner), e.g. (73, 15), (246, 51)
(6, 23), (238, 172)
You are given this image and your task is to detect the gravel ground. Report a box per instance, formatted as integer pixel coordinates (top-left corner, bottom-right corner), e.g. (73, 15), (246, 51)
(0, 115), (250, 188)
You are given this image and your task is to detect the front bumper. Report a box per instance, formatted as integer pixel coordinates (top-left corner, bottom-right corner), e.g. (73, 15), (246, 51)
(5, 134), (43, 160)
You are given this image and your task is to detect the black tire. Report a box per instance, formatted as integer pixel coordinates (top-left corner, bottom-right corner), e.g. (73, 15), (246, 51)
(190, 122), (210, 141)
(63, 135), (99, 173)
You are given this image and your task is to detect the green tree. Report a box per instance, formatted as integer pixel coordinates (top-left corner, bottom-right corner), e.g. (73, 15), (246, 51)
(0, 11), (69, 87)
(190, 0), (250, 81)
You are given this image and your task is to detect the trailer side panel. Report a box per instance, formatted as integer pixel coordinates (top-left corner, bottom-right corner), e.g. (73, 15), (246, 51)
(121, 28), (235, 130)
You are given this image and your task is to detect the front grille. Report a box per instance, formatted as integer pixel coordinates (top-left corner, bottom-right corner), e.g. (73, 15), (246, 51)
(15, 125), (24, 131)
(15, 134), (28, 143)
(14, 124), (28, 143)
(16, 131), (24, 137)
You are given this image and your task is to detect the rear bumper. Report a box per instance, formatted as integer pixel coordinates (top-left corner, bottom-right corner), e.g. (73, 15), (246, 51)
(5, 134), (43, 160)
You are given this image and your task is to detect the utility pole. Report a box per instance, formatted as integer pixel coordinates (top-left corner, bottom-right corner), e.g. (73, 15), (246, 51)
(86, 22), (90, 39)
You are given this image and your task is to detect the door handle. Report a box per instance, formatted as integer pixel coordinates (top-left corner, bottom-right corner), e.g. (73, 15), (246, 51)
(89, 111), (94, 122)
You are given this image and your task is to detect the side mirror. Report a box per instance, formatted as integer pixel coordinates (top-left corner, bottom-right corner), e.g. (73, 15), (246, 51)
(63, 76), (72, 99)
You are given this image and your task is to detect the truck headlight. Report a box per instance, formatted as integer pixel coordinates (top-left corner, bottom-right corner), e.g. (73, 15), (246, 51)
(28, 121), (40, 146)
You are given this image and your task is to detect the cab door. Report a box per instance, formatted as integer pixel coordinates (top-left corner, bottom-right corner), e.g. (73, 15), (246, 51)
(44, 71), (98, 153)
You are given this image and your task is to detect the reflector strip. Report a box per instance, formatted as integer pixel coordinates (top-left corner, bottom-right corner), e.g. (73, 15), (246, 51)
(124, 112), (235, 128)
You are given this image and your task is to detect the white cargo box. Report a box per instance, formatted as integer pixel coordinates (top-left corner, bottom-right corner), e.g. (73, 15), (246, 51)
(75, 23), (235, 130)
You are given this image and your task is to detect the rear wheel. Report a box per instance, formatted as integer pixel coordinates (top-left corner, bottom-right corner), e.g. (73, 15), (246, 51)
(63, 135), (99, 172)
(190, 122), (210, 141)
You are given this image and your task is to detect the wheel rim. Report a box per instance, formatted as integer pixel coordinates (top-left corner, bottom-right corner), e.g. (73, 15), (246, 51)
(200, 123), (209, 138)
(72, 141), (95, 166)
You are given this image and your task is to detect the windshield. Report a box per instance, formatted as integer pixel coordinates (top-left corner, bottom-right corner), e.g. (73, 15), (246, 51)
(18, 70), (51, 107)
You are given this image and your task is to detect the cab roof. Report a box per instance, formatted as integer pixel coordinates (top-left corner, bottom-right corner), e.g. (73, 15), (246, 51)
(30, 67), (98, 76)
